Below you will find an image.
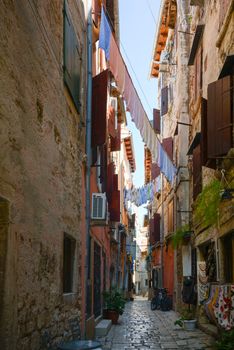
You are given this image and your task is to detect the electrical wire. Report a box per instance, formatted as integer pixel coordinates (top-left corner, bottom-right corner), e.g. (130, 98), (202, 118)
(105, 7), (154, 118)
(146, 0), (157, 25)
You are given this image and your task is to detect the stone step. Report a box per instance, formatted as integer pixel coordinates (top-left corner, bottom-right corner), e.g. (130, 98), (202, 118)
(95, 319), (112, 337)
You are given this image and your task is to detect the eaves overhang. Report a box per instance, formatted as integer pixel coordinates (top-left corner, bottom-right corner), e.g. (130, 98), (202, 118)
(124, 135), (136, 173)
(150, 0), (177, 78)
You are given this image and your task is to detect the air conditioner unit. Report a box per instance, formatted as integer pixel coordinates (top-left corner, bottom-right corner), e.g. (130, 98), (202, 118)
(110, 97), (118, 129)
(91, 193), (106, 220)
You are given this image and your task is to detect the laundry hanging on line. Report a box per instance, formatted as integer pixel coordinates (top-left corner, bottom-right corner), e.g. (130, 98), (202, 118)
(124, 176), (161, 207)
(99, 7), (177, 184)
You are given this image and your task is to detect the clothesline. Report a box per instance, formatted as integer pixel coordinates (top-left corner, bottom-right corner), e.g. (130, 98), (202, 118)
(99, 7), (177, 184)
(124, 176), (161, 207)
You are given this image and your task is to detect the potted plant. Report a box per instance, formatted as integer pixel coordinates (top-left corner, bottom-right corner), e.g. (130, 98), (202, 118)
(103, 288), (126, 324)
(174, 306), (197, 331)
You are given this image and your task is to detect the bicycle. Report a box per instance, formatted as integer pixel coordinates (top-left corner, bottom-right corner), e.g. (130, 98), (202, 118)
(150, 288), (172, 311)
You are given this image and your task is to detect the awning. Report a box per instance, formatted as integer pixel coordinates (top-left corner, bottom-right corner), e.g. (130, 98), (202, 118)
(187, 132), (201, 155)
(188, 25), (205, 66)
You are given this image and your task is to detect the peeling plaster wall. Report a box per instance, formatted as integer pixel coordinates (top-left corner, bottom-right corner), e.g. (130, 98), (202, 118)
(0, 1), (87, 349)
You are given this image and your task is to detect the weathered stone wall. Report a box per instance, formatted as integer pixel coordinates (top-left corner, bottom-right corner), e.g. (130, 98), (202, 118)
(0, 1), (87, 349)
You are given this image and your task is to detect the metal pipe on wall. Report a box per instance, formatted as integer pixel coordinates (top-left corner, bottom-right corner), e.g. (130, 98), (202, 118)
(85, 0), (92, 336)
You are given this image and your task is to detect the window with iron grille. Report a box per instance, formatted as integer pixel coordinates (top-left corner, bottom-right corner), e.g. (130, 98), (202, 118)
(63, 234), (76, 293)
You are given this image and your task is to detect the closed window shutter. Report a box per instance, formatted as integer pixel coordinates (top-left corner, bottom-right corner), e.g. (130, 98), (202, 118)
(110, 123), (121, 151)
(150, 214), (160, 245)
(153, 109), (160, 134)
(109, 190), (120, 221)
(108, 171), (119, 221)
(64, 1), (81, 112)
(207, 75), (233, 158)
(193, 144), (202, 200)
(113, 174), (118, 191)
(108, 105), (116, 138)
(154, 213), (160, 244)
(149, 218), (155, 245)
(100, 144), (107, 193)
(151, 163), (160, 180)
(91, 70), (108, 147)
(92, 0), (100, 26)
(162, 137), (173, 161)
(201, 98), (207, 166)
(161, 86), (168, 116)
(107, 162), (115, 202)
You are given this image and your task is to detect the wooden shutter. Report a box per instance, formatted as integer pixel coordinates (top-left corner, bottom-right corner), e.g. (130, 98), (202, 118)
(91, 70), (108, 147)
(149, 218), (155, 245)
(100, 144), (107, 193)
(109, 190), (120, 221)
(110, 123), (121, 151)
(109, 174), (119, 220)
(92, 0), (101, 26)
(201, 98), (207, 166)
(107, 162), (115, 202)
(108, 106), (116, 138)
(113, 174), (118, 191)
(151, 163), (160, 180)
(150, 214), (160, 245)
(64, 1), (81, 112)
(207, 75), (233, 158)
(193, 144), (202, 200)
(154, 214), (161, 244)
(161, 86), (168, 116)
(153, 109), (160, 134)
(162, 137), (173, 161)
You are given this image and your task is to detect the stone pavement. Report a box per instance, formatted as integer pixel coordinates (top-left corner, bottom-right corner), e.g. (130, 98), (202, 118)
(97, 297), (215, 350)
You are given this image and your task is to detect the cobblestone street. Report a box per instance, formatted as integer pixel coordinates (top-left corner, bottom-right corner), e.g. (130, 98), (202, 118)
(98, 297), (215, 350)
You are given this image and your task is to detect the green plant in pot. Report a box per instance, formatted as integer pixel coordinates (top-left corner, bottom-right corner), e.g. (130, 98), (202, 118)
(174, 306), (196, 331)
(103, 288), (126, 324)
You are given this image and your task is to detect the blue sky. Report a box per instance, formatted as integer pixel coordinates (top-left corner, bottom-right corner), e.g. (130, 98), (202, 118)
(118, 0), (161, 188)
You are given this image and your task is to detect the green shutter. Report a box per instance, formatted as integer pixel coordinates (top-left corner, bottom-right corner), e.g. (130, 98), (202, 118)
(63, 0), (81, 112)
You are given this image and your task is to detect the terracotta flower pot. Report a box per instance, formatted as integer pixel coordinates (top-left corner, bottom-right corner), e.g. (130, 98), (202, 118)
(106, 310), (119, 324)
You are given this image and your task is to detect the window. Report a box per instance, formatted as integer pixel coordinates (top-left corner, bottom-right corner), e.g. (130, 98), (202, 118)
(161, 86), (168, 116)
(207, 75), (233, 158)
(145, 279), (148, 286)
(63, 0), (82, 112)
(63, 234), (76, 293)
(221, 231), (234, 283)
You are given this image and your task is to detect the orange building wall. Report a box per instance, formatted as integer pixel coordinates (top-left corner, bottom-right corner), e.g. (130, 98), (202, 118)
(90, 166), (111, 310)
(152, 246), (161, 267)
(81, 164), (86, 336)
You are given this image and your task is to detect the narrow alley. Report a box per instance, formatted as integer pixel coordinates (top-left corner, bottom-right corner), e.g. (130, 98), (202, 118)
(0, 0), (234, 349)
(98, 298), (215, 350)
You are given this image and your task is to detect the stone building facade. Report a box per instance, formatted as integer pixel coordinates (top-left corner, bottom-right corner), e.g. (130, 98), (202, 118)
(149, 0), (234, 331)
(0, 1), (87, 349)
(188, 0), (234, 331)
